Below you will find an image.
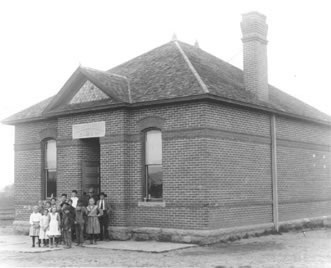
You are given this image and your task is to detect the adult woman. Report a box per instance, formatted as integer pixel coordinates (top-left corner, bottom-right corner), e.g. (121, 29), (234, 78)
(86, 197), (103, 244)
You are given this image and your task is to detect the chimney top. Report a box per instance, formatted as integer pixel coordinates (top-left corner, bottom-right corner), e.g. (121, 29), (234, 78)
(241, 11), (269, 102)
(241, 11), (268, 44)
(242, 11), (266, 20)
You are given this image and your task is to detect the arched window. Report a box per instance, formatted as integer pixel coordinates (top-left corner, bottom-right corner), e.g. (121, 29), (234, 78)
(145, 129), (162, 199)
(44, 139), (57, 198)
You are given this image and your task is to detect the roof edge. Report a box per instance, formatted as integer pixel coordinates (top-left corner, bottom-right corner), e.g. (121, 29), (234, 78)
(3, 93), (331, 127)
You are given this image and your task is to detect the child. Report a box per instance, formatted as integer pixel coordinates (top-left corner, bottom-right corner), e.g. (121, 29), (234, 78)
(39, 209), (50, 247)
(48, 206), (61, 248)
(86, 198), (103, 244)
(37, 200), (44, 213)
(67, 199), (73, 207)
(62, 205), (75, 249)
(50, 197), (57, 207)
(45, 201), (51, 212)
(75, 201), (86, 246)
(59, 194), (68, 208)
(70, 190), (79, 208)
(29, 206), (42, 247)
(66, 199), (76, 241)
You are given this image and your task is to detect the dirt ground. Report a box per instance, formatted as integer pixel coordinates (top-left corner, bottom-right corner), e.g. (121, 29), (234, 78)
(1, 227), (331, 267)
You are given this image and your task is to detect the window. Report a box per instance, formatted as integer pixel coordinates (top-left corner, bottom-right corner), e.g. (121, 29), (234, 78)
(44, 139), (57, 198)
(145, 130), (162, 199)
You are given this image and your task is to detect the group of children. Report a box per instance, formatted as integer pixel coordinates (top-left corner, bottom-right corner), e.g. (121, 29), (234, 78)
(29, 190), (107, 249)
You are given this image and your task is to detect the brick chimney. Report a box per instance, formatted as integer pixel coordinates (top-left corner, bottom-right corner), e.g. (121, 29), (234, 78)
(241, 12), (269, 102)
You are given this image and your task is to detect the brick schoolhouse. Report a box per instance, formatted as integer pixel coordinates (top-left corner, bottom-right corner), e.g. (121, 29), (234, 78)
(3, 12), (331, 243)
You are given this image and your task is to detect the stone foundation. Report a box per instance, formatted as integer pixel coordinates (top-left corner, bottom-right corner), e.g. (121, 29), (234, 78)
(107, 215), (331, 245)
(13, 215), (331, 244)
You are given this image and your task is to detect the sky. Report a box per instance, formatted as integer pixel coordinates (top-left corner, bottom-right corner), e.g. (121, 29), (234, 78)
(0, 0), (330, 190)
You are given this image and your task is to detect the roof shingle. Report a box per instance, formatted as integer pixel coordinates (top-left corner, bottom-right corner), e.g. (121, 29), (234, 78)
(3, 40), (330, 125)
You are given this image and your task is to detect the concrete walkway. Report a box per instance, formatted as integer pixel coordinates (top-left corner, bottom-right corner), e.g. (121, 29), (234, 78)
(0, 235), (197, 253)
(84, 240), (197, 253)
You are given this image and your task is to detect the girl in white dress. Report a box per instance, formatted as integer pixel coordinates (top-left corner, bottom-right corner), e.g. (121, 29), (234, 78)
(39, 209), (50, 247)
(48, 207), (61, 247)
(29, 206), (42, 247)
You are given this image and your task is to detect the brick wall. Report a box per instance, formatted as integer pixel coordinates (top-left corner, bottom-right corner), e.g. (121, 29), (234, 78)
(123, 137), (209, 230)
(14, 120), (57, 220)
(276, 117), (331, 221)
(276, 117), (331, 145)
(57, 139), (100, 197)
(102, 103), (209, 229)
(15, 120), (57, 144)
(55, 103), (208, 229)
(204, 103), (273, 228)
(100, 141), (127, 226)
(57, 139), (84, 196)
(57, 111), (124, 198)
(57, 110), (126, 137)
(13, 100), (331, 231)
(15, 149), (42, 221)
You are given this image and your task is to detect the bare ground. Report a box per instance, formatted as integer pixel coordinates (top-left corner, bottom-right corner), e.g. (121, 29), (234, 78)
(0, 226), (331, 267)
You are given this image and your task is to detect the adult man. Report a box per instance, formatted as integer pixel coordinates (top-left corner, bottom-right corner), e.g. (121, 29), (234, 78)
(82, 188), (99, 206)
(96, 192), (111, 241)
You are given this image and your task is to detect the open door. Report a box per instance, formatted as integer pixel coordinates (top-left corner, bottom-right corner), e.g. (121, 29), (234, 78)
(82, 161), (100, 195)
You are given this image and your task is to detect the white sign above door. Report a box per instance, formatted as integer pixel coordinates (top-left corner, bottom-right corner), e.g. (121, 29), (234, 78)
(72, 121), (106, 139)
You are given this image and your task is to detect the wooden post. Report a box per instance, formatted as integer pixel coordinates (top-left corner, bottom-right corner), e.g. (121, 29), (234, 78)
(271, 114), (279, 231)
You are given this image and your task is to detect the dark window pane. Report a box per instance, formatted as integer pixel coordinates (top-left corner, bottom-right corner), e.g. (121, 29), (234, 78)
(46, 171), (57, 198)
(147, 165), (162, 199)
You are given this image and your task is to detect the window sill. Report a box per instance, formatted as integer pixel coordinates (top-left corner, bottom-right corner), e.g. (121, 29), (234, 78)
(138, 201), (166, 207)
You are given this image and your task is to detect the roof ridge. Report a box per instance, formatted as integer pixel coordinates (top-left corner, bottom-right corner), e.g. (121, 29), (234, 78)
(81, 66), (132, 103)
(177, 41), (245, 88)
(107, 72), (132, 103)
(173, 41), (209, 93)
(81, 66), (126, 80)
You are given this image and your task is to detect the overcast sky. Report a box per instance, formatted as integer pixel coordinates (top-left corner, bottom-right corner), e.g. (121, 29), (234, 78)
(0, 0), (330, 190)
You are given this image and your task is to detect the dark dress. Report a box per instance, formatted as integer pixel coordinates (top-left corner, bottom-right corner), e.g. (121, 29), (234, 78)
(62, 212), (74, 247)
(86, 205), (102, 234)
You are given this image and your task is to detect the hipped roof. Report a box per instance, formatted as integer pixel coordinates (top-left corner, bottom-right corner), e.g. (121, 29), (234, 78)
(3, 40), (331, 125)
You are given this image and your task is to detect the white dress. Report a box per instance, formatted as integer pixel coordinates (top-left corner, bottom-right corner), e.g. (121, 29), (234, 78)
(39, 215), (50, 239)
(48, 212), (61, 237)
(29, 212), (42, 237)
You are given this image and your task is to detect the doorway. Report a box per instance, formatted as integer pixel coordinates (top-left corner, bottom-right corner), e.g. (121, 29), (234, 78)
(82, 160), (100, 195)
(81, 138), (100, 195)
